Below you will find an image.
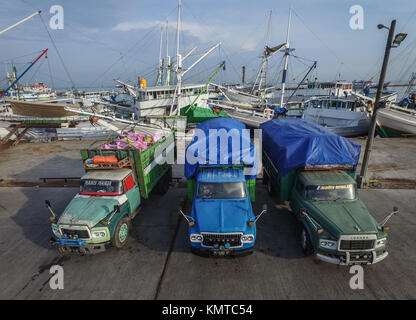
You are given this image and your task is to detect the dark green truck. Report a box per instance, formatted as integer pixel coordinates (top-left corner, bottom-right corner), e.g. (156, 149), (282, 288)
(261, 119), (398, 265)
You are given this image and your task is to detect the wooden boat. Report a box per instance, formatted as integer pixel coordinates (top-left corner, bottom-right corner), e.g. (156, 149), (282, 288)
(6, 99), (80, 118)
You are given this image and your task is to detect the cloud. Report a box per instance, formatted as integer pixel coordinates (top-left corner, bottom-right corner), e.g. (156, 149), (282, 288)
(111, 20), (259, 52)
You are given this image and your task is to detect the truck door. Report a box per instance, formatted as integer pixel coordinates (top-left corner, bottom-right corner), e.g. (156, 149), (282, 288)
(291, 178), (305, 218)
(123, 173), (141, 212)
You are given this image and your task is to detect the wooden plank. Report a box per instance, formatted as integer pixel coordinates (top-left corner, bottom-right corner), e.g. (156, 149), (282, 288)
(1, 126), (20, 144)
(12, 128), (29, 146)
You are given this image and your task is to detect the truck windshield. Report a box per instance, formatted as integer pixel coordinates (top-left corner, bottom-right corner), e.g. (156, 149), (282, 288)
(305, 184), (356, 201)
(197, 182), (247, 199)
(80, 179), (123, 195)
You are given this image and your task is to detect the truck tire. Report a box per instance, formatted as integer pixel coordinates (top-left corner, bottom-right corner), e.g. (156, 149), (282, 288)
(112, 216), (131, 249)
(300, 227), (314, 256)
(155, 168), (171, 195)
(267, 178), (274, 196)
(262, 169), (268, 185)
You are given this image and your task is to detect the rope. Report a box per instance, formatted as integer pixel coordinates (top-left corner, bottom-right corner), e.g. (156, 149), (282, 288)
(88, 25), (159, 87)
(46, 55), (55, 89)
(27, 55), (45, 84)
(39, 14), (76, 89)
(292, 8), (364, 80)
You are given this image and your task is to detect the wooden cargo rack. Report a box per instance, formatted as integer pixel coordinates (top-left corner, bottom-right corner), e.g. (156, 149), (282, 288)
(83, 156), (132, 170)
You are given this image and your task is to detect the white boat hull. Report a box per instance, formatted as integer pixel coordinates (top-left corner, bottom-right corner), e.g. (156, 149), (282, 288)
(377, 106), (416, 136)
(135, 93), (209, 117)
(303, 106), (370, 137)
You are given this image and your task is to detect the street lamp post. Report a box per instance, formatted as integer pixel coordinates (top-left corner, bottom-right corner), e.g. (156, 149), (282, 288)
(357, 20), (406, 188)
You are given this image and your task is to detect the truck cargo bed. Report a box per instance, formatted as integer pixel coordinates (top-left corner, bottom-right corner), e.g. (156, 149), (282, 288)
(81, 131), (175, 199)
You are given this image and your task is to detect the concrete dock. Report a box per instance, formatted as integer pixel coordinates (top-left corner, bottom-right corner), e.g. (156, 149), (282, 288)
(0, 137), (415, 299)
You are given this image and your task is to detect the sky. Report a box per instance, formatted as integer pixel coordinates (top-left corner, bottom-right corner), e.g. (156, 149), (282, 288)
(1, 0), (416, 90)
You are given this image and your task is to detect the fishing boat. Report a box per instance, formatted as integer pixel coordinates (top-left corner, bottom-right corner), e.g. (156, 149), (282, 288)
(377, 104), (416, 137)
(302, 96), (370, 137)
(134, 83), (210, 117)
(115, 0), (219, 118)
(220, 10), (286, 105)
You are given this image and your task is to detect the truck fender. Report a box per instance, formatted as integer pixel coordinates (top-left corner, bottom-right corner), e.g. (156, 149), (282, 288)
(299, 219), (315, 243)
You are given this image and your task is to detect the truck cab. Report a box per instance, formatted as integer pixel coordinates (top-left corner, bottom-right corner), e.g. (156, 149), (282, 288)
(50, 168), (141, 254)
(290, 170), (389, 265)
(188, 168), (257, 257)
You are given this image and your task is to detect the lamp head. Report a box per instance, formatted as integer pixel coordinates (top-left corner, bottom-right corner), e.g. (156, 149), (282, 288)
(393, 33), (407, 46)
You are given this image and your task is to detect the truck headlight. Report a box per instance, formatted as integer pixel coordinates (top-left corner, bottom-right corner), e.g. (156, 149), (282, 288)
(190, 234), (202, 242)
(319, 239), (337, 249)
(241, 234), (255, 243)
(92, 230), (107, 238)
(51, 223), (61, 237)
(376, 237), (387, 248)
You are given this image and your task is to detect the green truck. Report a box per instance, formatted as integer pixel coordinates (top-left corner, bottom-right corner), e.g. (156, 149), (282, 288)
(261, 119), (398, 265)
(47, 130), (175, 254)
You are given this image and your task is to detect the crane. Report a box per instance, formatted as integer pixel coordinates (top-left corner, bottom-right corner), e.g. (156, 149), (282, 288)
(0, 10), (41, 35)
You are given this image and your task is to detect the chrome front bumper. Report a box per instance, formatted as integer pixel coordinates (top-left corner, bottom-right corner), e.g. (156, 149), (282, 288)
(316, 250), (388, 265)
(50, 237), (108, 255)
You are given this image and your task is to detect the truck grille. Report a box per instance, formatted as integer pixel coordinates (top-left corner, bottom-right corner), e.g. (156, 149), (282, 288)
(61, 228), (90, 239)
(340, 240), (375, 251)
(201, 233), (242, 248)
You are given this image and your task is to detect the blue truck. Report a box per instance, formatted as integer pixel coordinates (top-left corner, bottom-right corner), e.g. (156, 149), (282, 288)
(183, 118), (265, 257)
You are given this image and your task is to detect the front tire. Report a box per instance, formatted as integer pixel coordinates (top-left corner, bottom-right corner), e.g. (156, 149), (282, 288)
(112, 216), (131, 249)
(267, 177), (274, 195)
(155, 167), (171, 195)
(300, 227), (314, 256)
(262, 169), (268, 185)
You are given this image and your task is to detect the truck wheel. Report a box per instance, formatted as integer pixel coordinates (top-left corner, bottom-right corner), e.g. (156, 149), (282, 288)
(112, 217), (131, 249)
(155, 168), (171, 195)
(262, 170), (268, 185)
(300, 227), (314, 256)
(267, 178), (274, 195)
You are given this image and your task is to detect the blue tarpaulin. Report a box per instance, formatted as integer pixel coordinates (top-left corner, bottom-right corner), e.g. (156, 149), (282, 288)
(268, 105), (287, 115)
(185, 118), (258, 180)
(260, 118), (361, 178)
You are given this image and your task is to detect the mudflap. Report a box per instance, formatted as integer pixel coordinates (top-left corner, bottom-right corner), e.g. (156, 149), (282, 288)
(50, 237), (108, 255)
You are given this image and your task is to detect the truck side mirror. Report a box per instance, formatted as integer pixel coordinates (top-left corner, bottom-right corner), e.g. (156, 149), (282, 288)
(178, 209), (195, 226)
(299, 208), (307, 218)
(114, 204), (120, 213)
(45, 199), (56, 220)
(378, 206), (399, 228)
(254, 204), (268, 222)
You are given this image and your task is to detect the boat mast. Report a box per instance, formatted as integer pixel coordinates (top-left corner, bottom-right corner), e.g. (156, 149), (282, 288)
(280, 7), (292, 108)
(404, 72), (416, 98)
(165, 20), (171, 86)
(175, 0), (182, 94)
(156, 26), (164, 86)
(0, 49), (48, 98)
(0, 10), (41, 35)
(255, 10), (272, 95)
(169, 0), (182, 115)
